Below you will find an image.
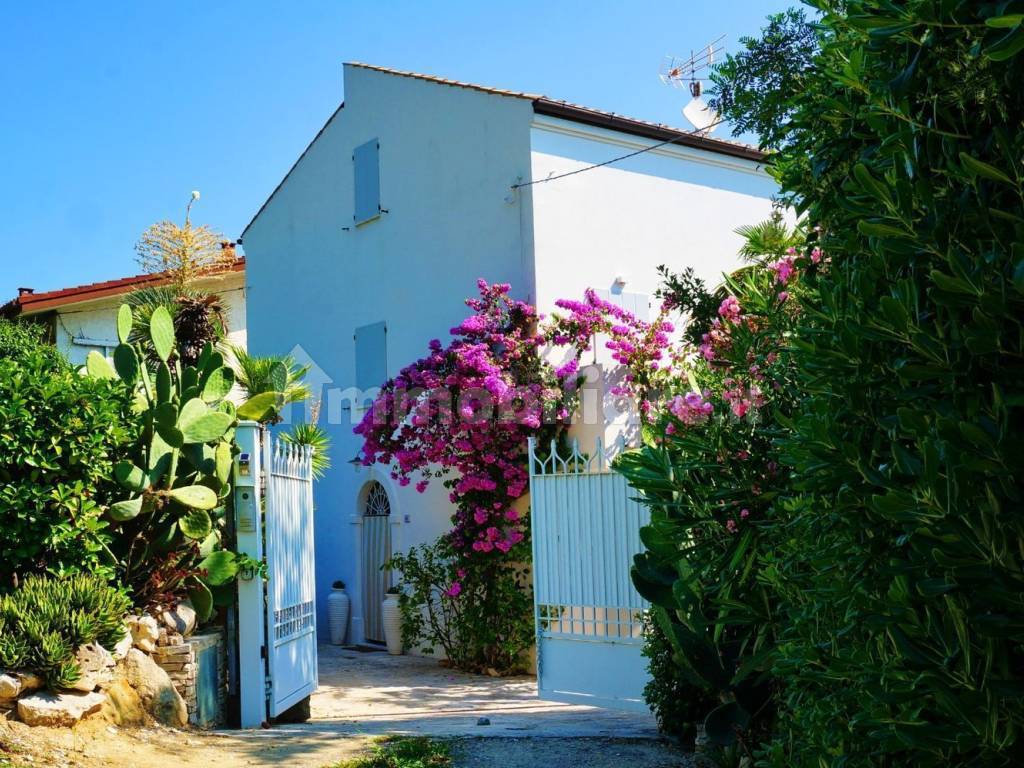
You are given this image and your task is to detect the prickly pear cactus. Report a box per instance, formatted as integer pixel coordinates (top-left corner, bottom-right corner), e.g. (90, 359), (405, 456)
(85, 304), (241, 619)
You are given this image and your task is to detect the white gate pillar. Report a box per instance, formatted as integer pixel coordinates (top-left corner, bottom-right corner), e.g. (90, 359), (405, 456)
(234, 421), (266, 728)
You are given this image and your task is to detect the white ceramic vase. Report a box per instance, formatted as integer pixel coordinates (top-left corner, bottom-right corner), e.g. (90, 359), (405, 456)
(382, 594), (403, 655)
(327, 588), (350, 645)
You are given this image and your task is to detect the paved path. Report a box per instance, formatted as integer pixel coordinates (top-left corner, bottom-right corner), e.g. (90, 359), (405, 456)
(277, 644), (660, 739)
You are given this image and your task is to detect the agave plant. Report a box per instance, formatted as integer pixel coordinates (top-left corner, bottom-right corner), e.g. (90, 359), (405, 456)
(226, 344), (310, 423)
(280, 422), (331, 480)
(85, 305), (242, 617)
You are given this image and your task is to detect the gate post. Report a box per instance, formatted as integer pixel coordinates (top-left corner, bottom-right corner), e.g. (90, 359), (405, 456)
(233, 421), (266, 728)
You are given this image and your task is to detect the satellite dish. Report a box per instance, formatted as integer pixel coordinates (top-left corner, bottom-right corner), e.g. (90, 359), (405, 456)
(660, 40), (723, 135)
(682, 81), (720, 135)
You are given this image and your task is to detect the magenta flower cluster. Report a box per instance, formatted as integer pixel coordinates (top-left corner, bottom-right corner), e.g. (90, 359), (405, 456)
(354, 280), (555, 580)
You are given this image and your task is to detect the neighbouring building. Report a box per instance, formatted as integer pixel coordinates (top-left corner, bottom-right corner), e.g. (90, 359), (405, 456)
(1, 258), (247, 365)
(240, 63), (778, 645)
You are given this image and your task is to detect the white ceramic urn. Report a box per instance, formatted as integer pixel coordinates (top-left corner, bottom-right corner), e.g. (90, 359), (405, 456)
(381, 593), (404, 655)
(327, 586), (350, 645)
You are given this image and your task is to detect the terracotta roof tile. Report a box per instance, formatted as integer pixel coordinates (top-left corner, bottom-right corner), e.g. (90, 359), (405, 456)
(345, 62), (765, 161)
(2, 258), (245, 316)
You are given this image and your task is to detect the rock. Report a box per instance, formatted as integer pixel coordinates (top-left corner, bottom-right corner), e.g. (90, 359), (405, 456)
(70, 643), (115, 692)
(17, 691), (106, 727)
(112, 631), (133, 661)
(476, 716), (491, 726)
(0, 673), (20, 699)
(121, 649), (187, 727)
(100, 678), (146, 726)
(161, 601), (197, 638)
(127, 615), (159, 653)
(0, 671), (44, 708)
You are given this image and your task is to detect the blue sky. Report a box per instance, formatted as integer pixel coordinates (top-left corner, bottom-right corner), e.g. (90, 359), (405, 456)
(0, 0), (782, 298)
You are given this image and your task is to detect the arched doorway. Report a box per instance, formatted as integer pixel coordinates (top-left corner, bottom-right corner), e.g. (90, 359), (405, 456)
(361, 481), (392, 643)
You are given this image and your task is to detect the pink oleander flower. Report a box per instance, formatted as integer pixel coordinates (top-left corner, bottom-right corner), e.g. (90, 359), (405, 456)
(445, 581), (462, 597)
(771, 256), (796, 284)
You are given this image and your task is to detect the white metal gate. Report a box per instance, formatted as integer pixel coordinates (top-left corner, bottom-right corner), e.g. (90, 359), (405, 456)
(234, 422), (318, 727)
(263, 434), (318, 716)
(527, 437), (651, 712)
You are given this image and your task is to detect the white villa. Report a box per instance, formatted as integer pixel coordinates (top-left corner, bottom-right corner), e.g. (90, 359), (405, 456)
(240, 62), (777, 649)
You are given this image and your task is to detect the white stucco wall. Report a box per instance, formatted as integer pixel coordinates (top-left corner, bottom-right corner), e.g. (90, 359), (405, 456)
(47, 271), (247, 366)
(242, 64), (536, 641)
(528, 116), (778, 447)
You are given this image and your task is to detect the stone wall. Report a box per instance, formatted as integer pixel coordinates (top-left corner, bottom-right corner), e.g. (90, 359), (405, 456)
(151, 629), (226, 727)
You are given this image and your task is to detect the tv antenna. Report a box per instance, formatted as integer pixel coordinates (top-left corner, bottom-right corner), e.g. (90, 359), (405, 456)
(659, 35), (724, 135)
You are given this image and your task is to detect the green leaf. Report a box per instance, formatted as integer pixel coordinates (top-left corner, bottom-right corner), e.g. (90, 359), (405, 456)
(985, 15), (1024, 28)
(959, 152), (1014, 185)
(168, 485), (218, 510)
(156, 362), (172, 404)
(199, 550), (238, 586)
(857, 220), (909, 238)
(109, 496), (144, 522)
(215, 441), (233, 485)
(187, 579), (214, 622)
(269, 361), (288, 393)
(116, 304), (133, 344)
(985, 25), (1024, 61)
(178, 398), (234, 444)
(879, 296), (909, 329)
(112, 344), (139, 385)
(149, 305), (175, 362)
(201, 367), (235, 403)
(237, 391), (282, 422)
(114, 461), (148, 492)
(85, 351), (117, 380)
(179, 508), (212, 540)
(930, 270), (978, 295)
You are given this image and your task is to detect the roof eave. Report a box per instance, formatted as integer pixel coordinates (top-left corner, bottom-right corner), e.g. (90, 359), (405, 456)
(532, 99), (767, 163)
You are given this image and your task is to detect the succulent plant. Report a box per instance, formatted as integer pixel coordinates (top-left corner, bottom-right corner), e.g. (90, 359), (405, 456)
(85, 304), (242, 619)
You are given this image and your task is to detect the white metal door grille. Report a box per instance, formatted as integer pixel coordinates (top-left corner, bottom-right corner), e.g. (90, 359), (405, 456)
(361, 481), (391, 643)
(528, 437), (651, 712)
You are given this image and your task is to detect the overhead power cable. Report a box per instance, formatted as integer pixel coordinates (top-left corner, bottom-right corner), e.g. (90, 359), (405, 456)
(510, 115), (732, 191)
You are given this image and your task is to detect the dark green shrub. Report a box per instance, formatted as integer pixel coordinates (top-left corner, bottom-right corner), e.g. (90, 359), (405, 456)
(0, 574), (130, 689)
(710, 2), (1024, 764)
(0, 318), (61, 367)
(641, 614), (717, 744)
(0, 346), (135, 586)
(388, 537), (533, 674)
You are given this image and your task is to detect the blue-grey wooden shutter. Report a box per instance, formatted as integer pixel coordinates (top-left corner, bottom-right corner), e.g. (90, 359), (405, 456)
(355, 321), (387, 391)
(353, 139), (381, 225)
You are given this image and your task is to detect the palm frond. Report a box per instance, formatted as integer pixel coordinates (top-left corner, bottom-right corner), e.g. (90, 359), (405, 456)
(224, 344), (311, 405)
(280, 423), (331, 480)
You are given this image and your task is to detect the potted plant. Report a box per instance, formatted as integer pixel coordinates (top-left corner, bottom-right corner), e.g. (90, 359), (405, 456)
(382, 586), (403, 655)
(327, 580), (349, 645)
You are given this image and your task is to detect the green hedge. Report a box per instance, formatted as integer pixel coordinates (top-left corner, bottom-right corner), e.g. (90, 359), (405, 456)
(0, 344), (135, 585)
(704, 2), (1024, 765)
